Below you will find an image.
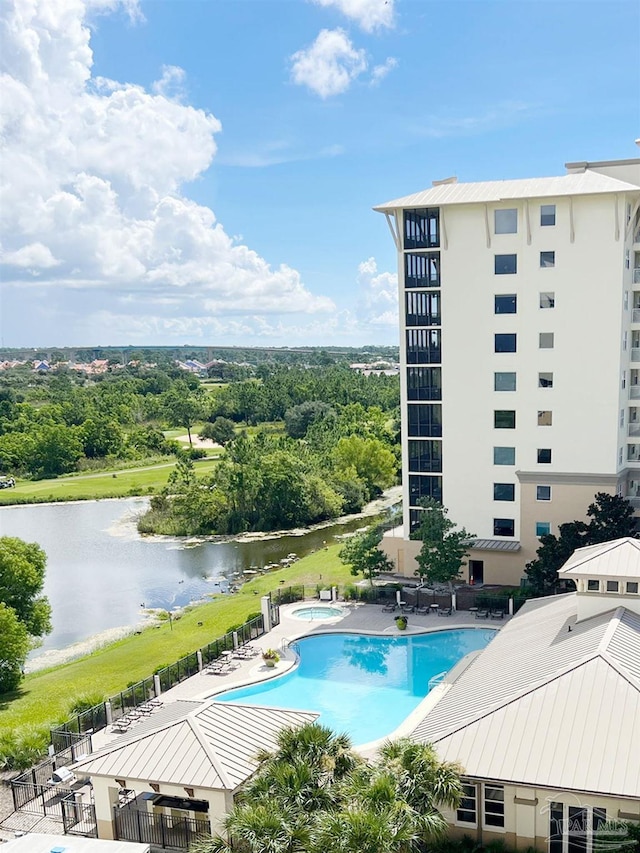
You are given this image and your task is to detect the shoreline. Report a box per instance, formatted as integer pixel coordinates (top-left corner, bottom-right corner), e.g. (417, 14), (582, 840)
(24, 487), (402, 672)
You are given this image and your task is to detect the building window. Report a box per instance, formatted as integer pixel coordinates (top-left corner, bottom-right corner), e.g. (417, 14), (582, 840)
(494, 294), (517, 314)
(484, 785), (505, 828)
(403, 208), (439, 250)
(493, 518), (514, 537)
(494, 483), (515, 501)
(405, 252), (440, 288)
(407, 366), (441, 401)
(549, 802), (607, 853)
(538, 410), (553, 426)
(495, 410), (516, 429)
(408, 440), (442, 473)
(406, 290), (441, 326)
(456, 783), (477, 824)
(536, 521), (551, 536)
(409, 474), (443, 506)
(606, 580), (619, 592)
(494, 208), (517, 234)
(537, 485), (551, 501)
(494, 446), (515, 465)
(408, 404), (442, 437)
(406, 329), (441, 364)
(587, 579), (600, 591)
(627, 581), (639, 594)
(540, 250), (555, 268)
(495, 372), (516, 391)
(622, 370), (627, 390)
(620, 409), (625, 428)
(495, 334), (517, 353)
(540, 291), (555, 309)
(540, 204), (556, 226)
(537, 448), (552, 463)
(539, 372), (553, 388)
(495, 254), (517, 275)
(539, 332), (554, 349)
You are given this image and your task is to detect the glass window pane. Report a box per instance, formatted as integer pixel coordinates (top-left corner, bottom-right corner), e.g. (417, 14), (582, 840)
(493, 518), (515, 536)
(627, 581), (639, 593)
(495, 334), (517, 353)
(541, 204), (556, 226)
(494, 446), (515, 465)
(539, 332), (554, 349)
(606, 580), (619, 592)
(540, 250), (555, 268)
(495, 372), (516, 391)
(537, 448), (552, 463)
(409, 475), (443, 506)
(540, 291), (555, 308)
(536, 522), (551, 536)
(495, 254), (517, 275)
(404, 209), (440, 249)
(537, 485), (551, 501)
(495, 208), (517, 234)
(539, 372), (553, 388)
(538, 410), (553, 426)
(494, 294), (517, 314)
(405, 252), (440, 288)
(494, 483), (515, 501)
(588, 579), (599, 591)
(494, 410), (516, 429)
(407, 366), (441, 400)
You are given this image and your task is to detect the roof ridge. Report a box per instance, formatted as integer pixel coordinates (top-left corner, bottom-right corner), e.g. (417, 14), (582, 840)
(427, 652), (624, 745)
(189, 706), (233, 789)
(597, 606), (625, 655)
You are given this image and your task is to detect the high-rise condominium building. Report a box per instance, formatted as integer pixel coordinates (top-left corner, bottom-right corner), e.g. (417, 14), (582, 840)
(376, 157), (640, 586)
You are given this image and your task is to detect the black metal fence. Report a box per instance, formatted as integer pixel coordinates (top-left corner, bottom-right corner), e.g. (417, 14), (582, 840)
(50, 612), (269, 745)
(114, 806), (210, 850)
(62, 796), (97, 837)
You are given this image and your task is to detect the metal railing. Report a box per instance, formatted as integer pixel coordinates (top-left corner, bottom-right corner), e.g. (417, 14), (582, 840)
(629, 423), (640, 437)
(629, 386), (640, 400)
(633, 309), (640, 323)
(631, 347), (640, 362)
(114, 806), (210, 850)
(633, 268), (640, 284)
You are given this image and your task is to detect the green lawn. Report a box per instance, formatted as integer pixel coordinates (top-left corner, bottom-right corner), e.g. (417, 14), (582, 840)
(0, 457), (219, 505)
(0, 545), (354, 732)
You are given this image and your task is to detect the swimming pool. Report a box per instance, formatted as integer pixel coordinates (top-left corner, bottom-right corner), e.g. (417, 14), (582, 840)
(215, 629), (496, 745)
(291, 605), (345, 620)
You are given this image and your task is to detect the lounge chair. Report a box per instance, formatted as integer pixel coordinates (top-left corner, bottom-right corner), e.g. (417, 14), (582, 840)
(437, 606), (453, 617)
(414, 606), (430, 614)
(475, 609), (490, 619)
(382, 602), (397, 612)
(490, 609), (504, 619)
(401, 604), (415, 614)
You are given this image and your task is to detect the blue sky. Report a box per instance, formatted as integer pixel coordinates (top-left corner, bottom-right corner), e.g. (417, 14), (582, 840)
(1, 0), (638, 348)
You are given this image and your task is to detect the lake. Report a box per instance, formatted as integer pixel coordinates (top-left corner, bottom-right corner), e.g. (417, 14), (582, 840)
(0, 495), (397, 664)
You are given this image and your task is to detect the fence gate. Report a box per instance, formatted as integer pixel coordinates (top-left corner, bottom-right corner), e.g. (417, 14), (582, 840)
(115, 807), (210, 850)
(62, 795), (97, 837)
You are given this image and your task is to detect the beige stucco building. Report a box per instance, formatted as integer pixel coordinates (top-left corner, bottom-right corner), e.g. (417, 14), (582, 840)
(376, 157), (640, 585)
(409, 537), (640, 851)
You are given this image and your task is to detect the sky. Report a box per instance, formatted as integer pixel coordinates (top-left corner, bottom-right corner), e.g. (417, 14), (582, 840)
(0, 0), (639, 349)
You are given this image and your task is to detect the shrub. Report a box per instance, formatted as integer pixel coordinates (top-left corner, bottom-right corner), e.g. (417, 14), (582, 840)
(68, 692), (105, 715)
(0, 726), (50, 770)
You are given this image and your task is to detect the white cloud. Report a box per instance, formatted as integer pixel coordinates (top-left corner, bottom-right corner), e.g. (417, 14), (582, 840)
(370, 56), (397, 85)
(357, 257), (398, 327)
(152, 65), (187, 101)
(290, 28), (367, 98)
(0, 0), (334, 344)
(312, 0), (395, 32)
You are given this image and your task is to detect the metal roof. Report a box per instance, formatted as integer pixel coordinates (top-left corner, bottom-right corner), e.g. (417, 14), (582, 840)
(559, 537), (640, 579)
(470, 538), (521, 552)
(73, 702), (318, 792)
(374, 170), (640, 212)
(410, 594), (640, 797)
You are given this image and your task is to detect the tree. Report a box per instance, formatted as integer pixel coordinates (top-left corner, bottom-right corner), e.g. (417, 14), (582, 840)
(200, 417), (236, 446)
(284, 401), (335, 439)
(0, 537), (51, 637)
(525, 492), (638, 594)
(410, 498), (474, 594)
(332, 435), (397, 499)
(339, 527), (393, 586)
(30, 423), (83, 478)
(0, 603), (30, 693)
(162, 383), (204, 447)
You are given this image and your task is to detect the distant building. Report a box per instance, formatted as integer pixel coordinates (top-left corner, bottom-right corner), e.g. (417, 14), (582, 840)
(376, 158), (640, 586)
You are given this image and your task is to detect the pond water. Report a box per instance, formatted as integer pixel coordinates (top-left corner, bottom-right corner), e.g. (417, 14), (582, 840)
(0, 497), (393, 663)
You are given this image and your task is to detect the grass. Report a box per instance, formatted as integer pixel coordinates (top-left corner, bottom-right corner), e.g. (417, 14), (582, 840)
(0, 544), (355, 732)
(0, 457), (220, 505)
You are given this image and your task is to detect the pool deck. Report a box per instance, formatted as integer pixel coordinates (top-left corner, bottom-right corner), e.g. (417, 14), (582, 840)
(89, 602), (508, 754)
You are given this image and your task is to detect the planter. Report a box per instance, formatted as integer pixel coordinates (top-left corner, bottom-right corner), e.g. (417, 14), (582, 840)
(264, 659), (276, 668)
(395, 618), (408, 631)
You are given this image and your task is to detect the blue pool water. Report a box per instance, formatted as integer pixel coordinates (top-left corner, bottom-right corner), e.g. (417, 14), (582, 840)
(215, 629), (496, 744)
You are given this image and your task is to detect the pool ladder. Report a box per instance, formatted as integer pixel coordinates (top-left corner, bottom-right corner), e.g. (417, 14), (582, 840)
(281, 637), (300, 655)
(427, 671), (447, 691)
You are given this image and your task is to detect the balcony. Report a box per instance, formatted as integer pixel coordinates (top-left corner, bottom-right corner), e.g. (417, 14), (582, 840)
(629, 423), (640, 437)
(629, 386), (640, 399)
(631, 348), (640, 362)
(633, 268), (640, 285)
(633, 309), (640, 324)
